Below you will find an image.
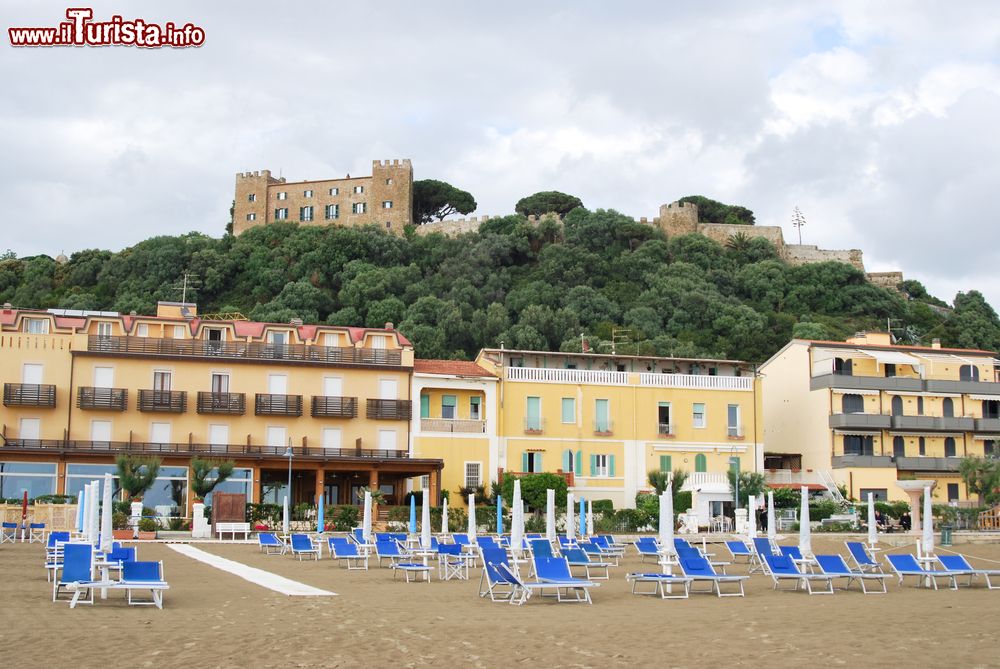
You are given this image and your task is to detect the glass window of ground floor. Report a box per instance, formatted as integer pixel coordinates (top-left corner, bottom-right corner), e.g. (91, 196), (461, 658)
(0, 462), (56, 500)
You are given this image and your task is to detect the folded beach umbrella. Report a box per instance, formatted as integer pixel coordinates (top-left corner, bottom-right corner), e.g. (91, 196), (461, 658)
(746, 494), (757, 541)
(89, 482), (100, 545)
(545, 489), (556, 542)
(798, 485), (812, 557)
(496, 494), (503, 535)
(767, 490), (776, 544)
(316, 494), (325, 534)
(511, 479), (523, 556)
(409, 493), (417, 536)
(922, 485), (934, 556)
(467, 492), (477, 543)
(421, 488), (431, 549)
(566, 492), (575, 541)
(76, 490), (85, 534)
(282, 494), (290, 535)
(100, 473), (114, 553)
(362, 491), (373, 543)
(867, 492), (877, 547)
(441, 497), (449, 534)
(579, 497), (586, 537)
(659, 484), (674, 554)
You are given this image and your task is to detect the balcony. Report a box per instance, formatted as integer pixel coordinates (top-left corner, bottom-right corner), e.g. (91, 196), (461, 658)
(810, 374), (923, 392)
(831, 455), (895, 469)
(925, 379), (1000, 395)
(0, 438), (411, 460)
(523, 417), (545, 434)
(366, 399), (412, 421)
(3, 383), (56, 408)
(828, 413), (892, 429)
(975, 418), (1000, 432)
(311, 396), (358, 419)
(86, 335), (404, 368)
(890, 415), (975, 432)
(657, 423), (673, 437)
(196, 392), (246, 415)
(507, 367), (629, 385)
(137, 389), (187, 413)
(727, 425), (744, 439)
(640, 373), (753, 391)
(255, 394), (303, 417)
(895, 456), (962, 473)
(420, 418), (486, 433)
(593, 420), (613, 436)
(77, 387), (128, 411)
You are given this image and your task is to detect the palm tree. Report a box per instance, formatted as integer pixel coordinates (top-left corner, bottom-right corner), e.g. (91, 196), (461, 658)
(190, 458), (236, 502)
(959, 457), (1000, 506)
(725, 231), (752, 255)
(115, 454), (161, 501)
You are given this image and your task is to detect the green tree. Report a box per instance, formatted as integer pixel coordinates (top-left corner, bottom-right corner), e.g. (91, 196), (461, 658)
(413, 179), (477, 224)
(115, 455), (161, 501)
(792, 321), (829, 340)
(726, 470), (768, 507)
(515, 191), (583, 217)
(190, 458), (236, 502)
(959, 456), (1000, 506)
(678, 195), (755, 225)
(500, 473), (568, 511)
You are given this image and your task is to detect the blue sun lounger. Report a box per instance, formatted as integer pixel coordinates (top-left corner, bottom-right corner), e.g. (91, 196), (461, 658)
(257, 532), (285, 555)
(113, 560), (170, 609)
(54, 543), (106, 606)
(845, 541), (881, 573)
(937, 554), (1000, 589)
(886, 553), (965, 590)
(529, 538), (555, 559)
(375, 540), (430, 581)
(725, 540), (754, 564)
(328, 537), (369, 570)
(561, 547), (611, 580)
(289, 534), (319, 561)
(625, 572), (694, 599)
(814, 554), (888, 594)
(678, 556), (747, 597)
(676, 545), (729, 573)
(480, 548), (516, 601)
(492, 563), (553, 606)
(582, 540), (619, 567)
(634, 537), (662, 562)
(761, 553), (834, 594)
(533, 557), (599, 604)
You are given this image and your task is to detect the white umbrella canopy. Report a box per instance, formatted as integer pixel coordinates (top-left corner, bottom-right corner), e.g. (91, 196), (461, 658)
(91, 482), (101, 545)
(586, 500), (594, 537)
(467, 493), (477, 543)
(282, 495), (290, 535)
(566, 492), (576, 541)
(76, 490), (85, 533)
(867, 493), (877, 547)
(767, 490), (777, 543)
(545, 489), (556, 542)
(798, 486), (812, 557)
(441, 497), (449, 535)
(421, 488), (432, 549)
(511, 479), (523, 555)
(100, 473), (114, 553)
(362, 491), (372, 543)
(659, 484), (674, 554)
(922, 486), (935, 556)
(746, 494), (757, 541)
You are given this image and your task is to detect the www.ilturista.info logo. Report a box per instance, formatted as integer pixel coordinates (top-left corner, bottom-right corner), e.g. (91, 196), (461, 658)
(8, 8), (205, 48)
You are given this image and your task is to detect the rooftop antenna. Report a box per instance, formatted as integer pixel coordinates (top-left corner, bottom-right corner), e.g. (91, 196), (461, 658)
(169, 271), (201, 304)
(792, 207), (806, 245)
(611, 328), (632, 356)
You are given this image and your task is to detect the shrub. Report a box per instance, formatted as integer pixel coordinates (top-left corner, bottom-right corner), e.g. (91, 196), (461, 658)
(524, 514), (547, 533)
(386, 505), (409, 523)
(772, 487), (800, 508)
(246, 503), (282, 526)
(815, 521), (855, 533)
(167, 517), (188, 531)
(112, 511), (129, 530)
(138, 517), (158, 532)
(674, 491), (693, 514)
(808, 500), (841, 522)
(331, 505), (359, 531)
(33, 494), (75, 504)
(500, 473), (569, 511)
(592, 499), (614, 514)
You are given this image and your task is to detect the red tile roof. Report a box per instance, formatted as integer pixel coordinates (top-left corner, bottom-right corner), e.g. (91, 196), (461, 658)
(414, 359), (495, 377)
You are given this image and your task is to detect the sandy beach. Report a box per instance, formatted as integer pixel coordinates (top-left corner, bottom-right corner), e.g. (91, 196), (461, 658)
(4, 537), (1000, 668)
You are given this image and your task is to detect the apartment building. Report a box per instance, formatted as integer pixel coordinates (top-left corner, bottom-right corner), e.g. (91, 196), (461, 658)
(760, 332), (1000, 504)
(0, 302), (442, 521)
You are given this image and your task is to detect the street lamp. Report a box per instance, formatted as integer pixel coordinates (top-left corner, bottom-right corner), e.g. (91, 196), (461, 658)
(284, 443), (294, 504)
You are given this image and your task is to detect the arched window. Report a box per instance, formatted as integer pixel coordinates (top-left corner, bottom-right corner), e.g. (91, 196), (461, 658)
(893, 436), (905, 458)
(694, 454), (707, 473)
(985, 400), (1000, 420)
(891, 396), (903, 416)
(834, 358), (853, 376)
(917, 396), (924, 415)
(945, 437), (956, 458)
(960, 365), (980, 382)
(841, 394), (865, 414)
(943, 398), (954, 418)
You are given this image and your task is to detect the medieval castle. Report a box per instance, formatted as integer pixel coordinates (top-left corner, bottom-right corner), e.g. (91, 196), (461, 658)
(233, 159), (902, 288)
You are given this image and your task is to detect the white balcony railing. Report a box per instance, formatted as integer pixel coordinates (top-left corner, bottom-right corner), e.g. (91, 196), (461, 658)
(727, 424), (744, 438)
(420, 418), (486, 434)
(682, 472), (730, 489)
(506, 367), (629, 385)
(639, 373), (753, 391)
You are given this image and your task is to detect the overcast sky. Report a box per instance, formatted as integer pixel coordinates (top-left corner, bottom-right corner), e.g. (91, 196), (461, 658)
(2, 1), (998, 308)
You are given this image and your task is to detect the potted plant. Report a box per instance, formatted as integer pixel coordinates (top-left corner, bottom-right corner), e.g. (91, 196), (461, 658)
(111, 511), (133, 540)
(115, 454), (161, 538)
(190, 457), (235, 504)
(137, 516), (158, 540)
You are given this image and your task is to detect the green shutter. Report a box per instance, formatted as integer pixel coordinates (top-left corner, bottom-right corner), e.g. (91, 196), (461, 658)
(659, 455), (672, 472)
(590, 454), (597, 476)
(563, 449), (572, 472)
(420, 395), (430, 418)
(695, 454), (707, 473)
(522, 452), (529, 472)
(608, 455), (616, 477)
(561, 398), (575, 423)
(575, 451), (583, 476)
(536, 452), (543, 472)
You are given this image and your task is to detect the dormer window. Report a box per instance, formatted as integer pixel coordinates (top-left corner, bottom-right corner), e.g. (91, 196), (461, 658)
(370, 334), (388, 349)
(96, 322), (113, 337)
(24, 318), (49, 334)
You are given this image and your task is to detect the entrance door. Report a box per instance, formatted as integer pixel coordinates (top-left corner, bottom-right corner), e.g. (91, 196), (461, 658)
(324, 483), (340, 505)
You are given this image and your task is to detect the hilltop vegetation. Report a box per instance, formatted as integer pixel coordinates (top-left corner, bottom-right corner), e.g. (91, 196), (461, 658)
(2, 208), (999, 362)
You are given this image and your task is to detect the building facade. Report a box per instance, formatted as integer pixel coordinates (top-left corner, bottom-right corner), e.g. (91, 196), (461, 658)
(760, 332), (1000, 504)
(233, 159), (414, 236)
(0, 302), (441, 521)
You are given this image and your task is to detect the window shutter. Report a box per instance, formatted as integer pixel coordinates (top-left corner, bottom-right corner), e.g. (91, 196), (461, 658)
(608, 455), (616, 477)
(589, 454), (597, 476)
(522, 452), (529, 472)
(536, 452), (542, 472)
(695, 454), (707, 473)
(563, 449), (571, 472)
(575, 452), (583, 476)
(659, 455), (672, 472)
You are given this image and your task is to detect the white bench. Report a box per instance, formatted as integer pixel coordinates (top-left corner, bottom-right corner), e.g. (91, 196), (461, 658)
(215, 522), (251, 540)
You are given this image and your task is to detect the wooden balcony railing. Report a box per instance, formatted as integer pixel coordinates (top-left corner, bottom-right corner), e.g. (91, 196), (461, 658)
(255, 394), (303, 417)
(3, 383), (56, 408)
(137, 389), (187, 413)
(0, 438), (409, 459)
(366, 399), (412, 421)
(87, 335), (403, 367)
(76, 387), (128, 411)
(311, 396), (358, 418)
(196, 392), (246, 415)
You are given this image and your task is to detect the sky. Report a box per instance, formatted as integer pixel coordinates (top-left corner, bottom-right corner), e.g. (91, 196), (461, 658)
(2, 1), (999, 309)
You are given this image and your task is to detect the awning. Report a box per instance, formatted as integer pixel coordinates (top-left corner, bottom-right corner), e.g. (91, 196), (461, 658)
(970, 394), (1000, 401)
(864, 349), (922, 367)
(912, 352), (981, 366)
(888, 431), (963, 438)
(832, 388), (880, 396)
(973, 434), (1000, 441)
(883, 390), (961, 397)
(833, 429), (881, 437)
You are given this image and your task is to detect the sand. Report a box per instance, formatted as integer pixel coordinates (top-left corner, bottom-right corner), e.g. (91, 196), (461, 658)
(3, 537), (1000, 668)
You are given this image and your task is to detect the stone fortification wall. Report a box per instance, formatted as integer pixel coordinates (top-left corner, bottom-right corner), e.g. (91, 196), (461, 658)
(783, 244), (864, 271)
(866, 271), (904, 291)
(696, 223), (786, 250)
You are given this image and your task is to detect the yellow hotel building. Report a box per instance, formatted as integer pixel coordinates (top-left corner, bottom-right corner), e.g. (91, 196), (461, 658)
(760, 332), (1000, 504)
(0, 302), (442, 520)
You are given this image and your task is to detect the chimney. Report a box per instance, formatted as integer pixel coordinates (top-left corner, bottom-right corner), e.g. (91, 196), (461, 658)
(384, 322), (394, 330)
(582, 338), (590, 353)
(290, 318), (303, 327)
(932, 338), (941, 349)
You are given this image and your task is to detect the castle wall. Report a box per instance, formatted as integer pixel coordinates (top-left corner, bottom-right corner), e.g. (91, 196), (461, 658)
(866, 271), (904, 291)
(783, 244), (865, 271)
(696, 222), (786, 250)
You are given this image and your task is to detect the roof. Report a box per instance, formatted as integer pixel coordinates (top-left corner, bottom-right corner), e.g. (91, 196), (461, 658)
(804, 339), (997, 357)
(478, 347), (751, 366)
(414, 359), (495, 377)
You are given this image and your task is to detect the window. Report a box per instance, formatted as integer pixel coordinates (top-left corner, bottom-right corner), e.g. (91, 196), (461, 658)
(354, 185), (364, 194)
(843, 435), (874, 456)
(96, 322), (112, 337)
(960, 365), (980, 382)
(268, 374), (288, 395)
(150, 422), (171, 444)
(22, 363), (42, 384)
(833, 358), (853, 376)
(267, 331), (287, 346)
(694, 454), (707, 473)
(371, 335), (388, 349)
(561, 398), (576, 424)
(382, 200), (393, 209)
(24, 318), (49, 334)
(943, 398), (954, 418)
(208, 424), (228, 452)
(562, 449), (577, 473)
(0, 461), (57, 499)
(385, 222), (392, 229)
(321, 428), (342, 449)
(173, 325), (185, 339)
(986, 401), (1000, 420)
(300, 206), (313, 222)
(591, 454), (614, 477)
(525, 397), (542, 431)
(325, 204), (339, 220)
(303, 189), (313, 198)
(385, 178), (393, 185)
(65, 464), (120, 499)
(945, 437), (957, 458)
(595, 399), (611, 433)
(522, 452), (543, 473)
(947, 483), (959, 502)
(884, 363), (896, 378)
(692, 403), (706, 428)
(138, 465), (188, 519)
(378, 379), (397, 400)
(277, 192), (287, 200)
(93, 367), (114, 388)
(917, 396), (924, 415)
(246, 213), (256, 221)
(860, 488), (888, 502)
(211, 373), (229, 393)
(442, 395), (456, 420)
(323, 377), (342, 397)
(659, 455), (672, 472)
(727, 404), (741, 437)
(657, 402), (671, 434)
(470, 397), (481, 420)
(464, 462), (482, 488)
(420, 395), (430, 419)
(919, 437), (926, 456)
(90, 420), (112, 442)
(893, 436), (905, 458)
(266, 426), (286, 448)
(19, 418), (40, 440)
(248, 193), (256, 202)
(986, 440), (996, 457)
(891, 396), (903, 416)
(841, 394), (864, 414)
(378, 429), (396, 451)
(352, 202), (366, 214)
(203, 467), (252, 507)
(329, 187), (339, 196)
(136, 324), (148, 337)
(153, 371), (171, 391)
(274, 208), (288, 220)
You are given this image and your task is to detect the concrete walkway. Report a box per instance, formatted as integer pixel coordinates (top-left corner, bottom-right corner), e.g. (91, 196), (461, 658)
(168, 544), (336, 596)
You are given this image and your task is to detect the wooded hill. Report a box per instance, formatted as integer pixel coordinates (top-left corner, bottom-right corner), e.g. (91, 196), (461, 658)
(3, 207), (999, 362)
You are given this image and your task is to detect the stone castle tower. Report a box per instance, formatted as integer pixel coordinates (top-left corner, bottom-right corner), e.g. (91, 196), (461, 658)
(657, 201), (699, 237)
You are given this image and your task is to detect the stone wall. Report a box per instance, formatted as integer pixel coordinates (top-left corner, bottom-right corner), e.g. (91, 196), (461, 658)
(783, 244), (865, 271)
(866, 271), (904, 291)
(696, 222), (786, 250)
